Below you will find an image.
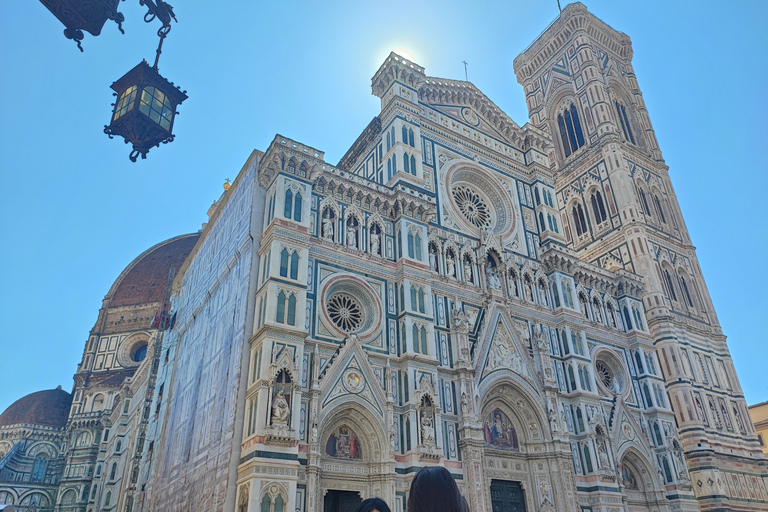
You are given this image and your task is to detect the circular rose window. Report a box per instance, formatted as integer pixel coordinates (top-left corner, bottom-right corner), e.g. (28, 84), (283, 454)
(594, 351), (628, 395)
(452, 185), (492, 230)
(445, 165), (516, 237)
(320, 276), (382, 340)
(327, 293), (363, 332)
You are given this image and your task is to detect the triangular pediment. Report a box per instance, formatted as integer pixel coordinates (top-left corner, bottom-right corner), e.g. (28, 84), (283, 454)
(418, 78), (523, 145)
(610, 397), (653, 459)
(319, 335), (386, 417)
(475, 311), (536, 384)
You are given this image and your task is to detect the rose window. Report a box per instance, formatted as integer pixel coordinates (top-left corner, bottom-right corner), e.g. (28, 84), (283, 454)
(595, 360), (613, 389)
(327, 293), (363, 332)
(452, 185), (492, 230)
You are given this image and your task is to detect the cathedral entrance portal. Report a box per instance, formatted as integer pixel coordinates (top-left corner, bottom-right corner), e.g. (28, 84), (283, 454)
(490, 479), (526, 512)
(323, 490), (361, 512)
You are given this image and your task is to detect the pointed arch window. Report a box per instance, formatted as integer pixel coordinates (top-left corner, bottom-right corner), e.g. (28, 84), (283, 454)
(276, 291), (286, 323)
(635, 352), (645, 374)
(583, 444), (593, 473)
(410, 286), (417, 311)
(105, 491), (112, 507)
(403, 153), (410, 174)
(644, 383), (654, 409)
(558, 103), (586, 157)
(387, 158), (392, 180)
(591, 190), (607, 224)
(568, 364), (578, 392)
(615, 101), (636, 144)
(680, 274), (694, 307)
(572, 203), (588, 236)
(110, 462), (117, 480)
(663, 269), (678, 301)
(408, 128), (415, 147)
(576, 406), (585, 432)
(623, 306), (633, 332)
(410, 155), (416, 175)
(284, 189), (293, 219)
(287, 294), (296, 326)
(412, 324), (420, 354)
(31, 456), (47, 482)
(414, 233), (422, 260)
(653, 422), (663, 445)
(534, 187), (541, 205)
(290, 251), (299, 280)
(402, 125), (408, 145)
(293, 192), (302, 222)
(386, 131), (391, 151)
(418, 288), (425, 314)
(654, 195), (666, 224)
(420, 326), (428, 354)
(639, 188), (652, 216)
(279, 248), (289, 277)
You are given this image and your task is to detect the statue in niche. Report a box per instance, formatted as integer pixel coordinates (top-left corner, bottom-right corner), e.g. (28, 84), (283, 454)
(597, 441), (611, 469)
(593, 302), (603, 323)
(672, 440), (687, 477)
(548, 408), (559, 433)
(487, 268), (501, 290)
(420, 413), (435, 444)
(346, 224), (357, 249)
(370, 229), (380, 256)
(452, 308), (470, 334)
(271, 390), (290, 425)
(464, 262), (473, 284)
(524, 280), (534, 301)
(429, 249), (437, 272)
(322, 213), (334, 241)
(483, 409), (518, 450)
(447, 255), (456, 278)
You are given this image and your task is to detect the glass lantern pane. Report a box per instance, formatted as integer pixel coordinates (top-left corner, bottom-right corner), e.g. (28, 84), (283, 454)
(139, 86), (174, 131)
(113, 85), (137, 121)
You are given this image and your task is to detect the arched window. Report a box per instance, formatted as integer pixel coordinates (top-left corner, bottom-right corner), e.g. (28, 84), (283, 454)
(539, 212), (546, 232)
(551, 282), (561, 307)
(635, 352), (644, 374)
(615, 101), (636, 144)
(408, 128), (414, 147)
(560, 330), (570, 355)
(386, 131), (391, 151)
(402, 125), (408, 145)
(639, 188), (652, 217)
(391, 155), (396, 174)
(276, 291), (286, 323)
(590, 190), (607, 224)
(420, 326), (428, 354)
(576, 406), (584, 432)
(110, 462), (117, 480)
(412, 324), (420, 354)
(418, 288), (425, 314)
(284, 189), (293, 219)
(633, 307), (644, 330)
(403, 153), (410, 174)
(583, 444), (593, 473)
(287, 294), (296, 326)
(31, 455), (47, 482)
(568, 365), (577, 391)
(279, 248), (289, 277)
(261, 495), (271, 512)
(653, 422), (663, 445)
(572, 203), (588, 236)
(410, 155), (416, 175)
(414, 233), (422, 260)
(653, 194), (666, 224)
(91, 484), (98, 499)
(274, 494), (285, 512)
(290, 251), (299, 280)
(623, 306), (633, 331)
(407, 231), (415, 259)
(387, 158), (392, 179)
(644, 383), (654, 409)
(410, 286), (417, 311)
(105, 491), (112, 507)
(680, 274), (694, 307)
(293, 192), (302, 222)
(116, 440), (121, 452)
(557, 103), (586, 157)
(662, 457), (673, 483)
(534, 187), (541, 205)
(663, 269), (678, 301)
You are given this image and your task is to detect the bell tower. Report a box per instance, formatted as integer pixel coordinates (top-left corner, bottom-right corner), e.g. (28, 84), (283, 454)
(515, 4), (768, 511)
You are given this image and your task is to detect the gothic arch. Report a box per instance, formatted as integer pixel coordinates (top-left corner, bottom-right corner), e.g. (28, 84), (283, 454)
(478, 376), (549, 444)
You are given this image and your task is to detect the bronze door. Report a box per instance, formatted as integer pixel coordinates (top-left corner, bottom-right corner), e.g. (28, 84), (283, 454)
(490, 479), (526, 512)
(323, 490), (361, 512)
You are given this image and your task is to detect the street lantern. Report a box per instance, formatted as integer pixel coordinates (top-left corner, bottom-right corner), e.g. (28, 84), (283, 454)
(104, 59), (188, 162)
(38, 0), (125, 51)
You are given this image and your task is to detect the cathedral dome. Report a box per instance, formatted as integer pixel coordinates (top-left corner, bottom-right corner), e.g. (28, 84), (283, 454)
(107, 233), (200, 308)
(0, 387), (72, 428)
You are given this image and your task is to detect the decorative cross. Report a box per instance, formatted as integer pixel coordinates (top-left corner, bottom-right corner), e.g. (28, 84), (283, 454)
(462, 60), (469, 81)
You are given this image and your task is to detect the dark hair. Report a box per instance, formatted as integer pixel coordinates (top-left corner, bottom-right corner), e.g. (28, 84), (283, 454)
(354, 497), (392, 512)
(407, 466), (464, 512)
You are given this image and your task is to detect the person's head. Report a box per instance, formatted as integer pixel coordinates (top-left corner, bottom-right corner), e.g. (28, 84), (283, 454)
(354, 497), (391, 512)
(407, 466), (464, 512)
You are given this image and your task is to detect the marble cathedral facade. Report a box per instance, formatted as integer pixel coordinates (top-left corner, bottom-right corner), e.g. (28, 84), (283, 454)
(2, 3), (766, 512)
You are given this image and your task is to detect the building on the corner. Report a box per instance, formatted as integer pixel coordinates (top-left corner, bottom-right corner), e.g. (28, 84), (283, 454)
(749, 402), (768, 458)
(1, 3), (766, 512)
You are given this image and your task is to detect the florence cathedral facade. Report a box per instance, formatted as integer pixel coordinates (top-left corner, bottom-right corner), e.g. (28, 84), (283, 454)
(1, 3), (766, 512)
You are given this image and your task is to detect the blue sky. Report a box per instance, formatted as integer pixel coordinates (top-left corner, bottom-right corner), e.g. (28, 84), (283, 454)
(0, 1), (766, 413)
